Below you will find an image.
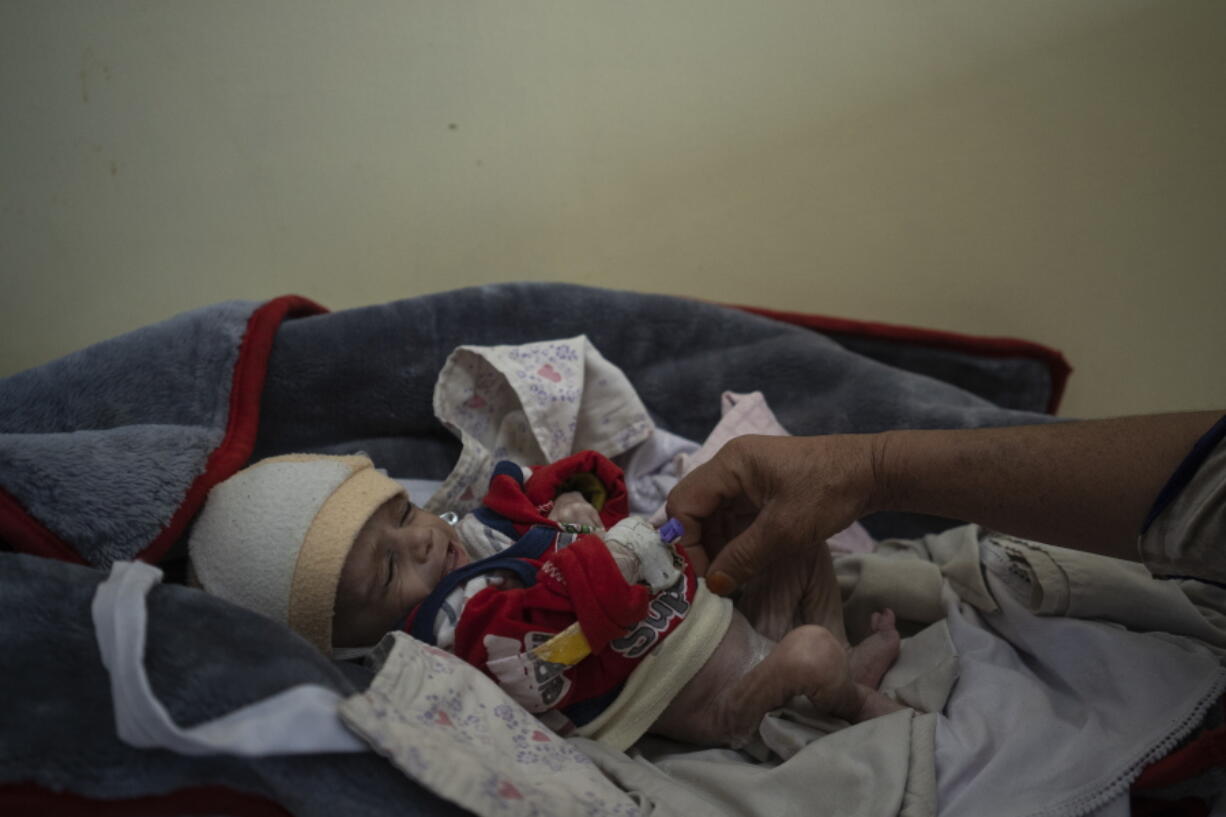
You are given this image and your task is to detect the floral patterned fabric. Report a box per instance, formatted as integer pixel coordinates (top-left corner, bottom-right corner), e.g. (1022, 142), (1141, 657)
(340, 632), (642, 817)
(426, 335), (654, 517)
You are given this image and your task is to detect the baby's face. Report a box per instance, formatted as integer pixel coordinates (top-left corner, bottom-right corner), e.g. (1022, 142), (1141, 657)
(333, 493), (470, 647)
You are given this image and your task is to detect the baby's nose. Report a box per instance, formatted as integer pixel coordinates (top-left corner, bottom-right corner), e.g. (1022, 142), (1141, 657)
(401, 525), (441, 562)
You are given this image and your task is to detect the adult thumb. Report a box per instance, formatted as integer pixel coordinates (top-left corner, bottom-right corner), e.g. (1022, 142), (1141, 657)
(705, 516), (776, 597)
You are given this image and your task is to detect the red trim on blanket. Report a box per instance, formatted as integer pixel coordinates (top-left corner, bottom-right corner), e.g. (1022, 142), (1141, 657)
(0, 782), (293, 817)
(1130, 797), (1210, 817)
(1133, 723), (1226, 790)
(727, 303), (1073, 415)
(0, 489), (86, 563)
(0, 295), (327, 566)
(135, 295), (328, 564)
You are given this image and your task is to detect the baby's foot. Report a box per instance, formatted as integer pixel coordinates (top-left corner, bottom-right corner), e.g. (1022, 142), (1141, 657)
(847, 609), (900, 689)
(855, 684), (906, 721)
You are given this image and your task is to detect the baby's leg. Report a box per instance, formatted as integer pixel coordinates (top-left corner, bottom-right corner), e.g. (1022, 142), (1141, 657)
(735, 539), (901, 689)
(729, 625), (903, 726)
(651, 611), (901, 747)
(651, 609), (771, 747)
(736, 539), (846, 644)
(732, 625), (863, 726)
(847, 609), (901, 689)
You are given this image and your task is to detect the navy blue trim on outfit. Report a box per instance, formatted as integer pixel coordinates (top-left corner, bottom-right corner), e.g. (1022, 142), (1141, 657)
(471, 461), (531, 540)
(492, 460), (525, 481)
(473, 505), (520, 541)
(407, 526), (559, 644)
(1141, 414), (1226, 534)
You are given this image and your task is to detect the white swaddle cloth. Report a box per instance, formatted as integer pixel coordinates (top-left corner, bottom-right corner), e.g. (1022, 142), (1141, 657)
(936, 561), (1226, 817)
(92, 560), (367, 757)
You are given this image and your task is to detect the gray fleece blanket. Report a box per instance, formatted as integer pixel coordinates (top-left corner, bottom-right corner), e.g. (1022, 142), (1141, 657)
(0, 283), (1062, 815)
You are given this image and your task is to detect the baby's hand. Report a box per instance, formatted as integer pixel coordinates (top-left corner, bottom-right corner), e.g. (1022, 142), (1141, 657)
(548, 491), (604, 531)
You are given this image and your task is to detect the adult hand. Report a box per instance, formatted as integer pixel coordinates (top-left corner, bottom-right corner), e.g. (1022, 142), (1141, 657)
(665, 434), (883, 596)
(667, 412), (1226, 593)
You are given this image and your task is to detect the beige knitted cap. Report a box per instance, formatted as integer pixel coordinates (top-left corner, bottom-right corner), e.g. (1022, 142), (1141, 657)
(188, 454), (405, 654)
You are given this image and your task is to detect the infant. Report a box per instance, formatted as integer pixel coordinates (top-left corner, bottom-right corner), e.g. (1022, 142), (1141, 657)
(189, 451), (902, 750)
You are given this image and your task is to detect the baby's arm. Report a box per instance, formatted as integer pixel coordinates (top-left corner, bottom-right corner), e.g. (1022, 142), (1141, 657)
(480, 451), (630, 535)
(452, 535), (652, 712)
(547, 485), (683, 593)
(525, 451), (629, 530)
(601, 517), (683, 592)
(456, 485), (609, 562)
(548, 491), (605, 531)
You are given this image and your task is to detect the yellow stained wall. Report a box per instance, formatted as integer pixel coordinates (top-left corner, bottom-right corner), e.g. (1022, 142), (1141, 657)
(2, 1), (1223, 418)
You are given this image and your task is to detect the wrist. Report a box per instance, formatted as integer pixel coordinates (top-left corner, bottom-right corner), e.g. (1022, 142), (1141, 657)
(867, 426), (988, 522)
(866, 430), (902, 516)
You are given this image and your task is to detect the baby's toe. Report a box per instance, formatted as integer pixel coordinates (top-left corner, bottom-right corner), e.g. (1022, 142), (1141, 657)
(873, 609), (896, 632)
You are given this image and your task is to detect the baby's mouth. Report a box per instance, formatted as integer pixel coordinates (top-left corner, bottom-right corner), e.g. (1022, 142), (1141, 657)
(442, 542), (461, 575)
(446, 540), (469, 573)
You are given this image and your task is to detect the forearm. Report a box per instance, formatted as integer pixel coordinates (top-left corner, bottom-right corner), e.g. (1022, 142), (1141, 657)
(871, 411), (1223, 559)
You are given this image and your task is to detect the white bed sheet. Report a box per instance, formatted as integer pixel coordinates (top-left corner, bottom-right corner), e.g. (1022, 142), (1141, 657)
(934, 567), (1226, 817)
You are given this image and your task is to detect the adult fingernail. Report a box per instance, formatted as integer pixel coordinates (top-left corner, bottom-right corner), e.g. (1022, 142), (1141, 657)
(707, 571), (735, 597)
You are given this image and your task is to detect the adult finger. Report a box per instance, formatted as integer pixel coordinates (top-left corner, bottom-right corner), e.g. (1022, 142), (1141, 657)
(665, 455), (747, 553)
(704, 508), (784, 596)
(682, 543), (710, 577)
